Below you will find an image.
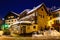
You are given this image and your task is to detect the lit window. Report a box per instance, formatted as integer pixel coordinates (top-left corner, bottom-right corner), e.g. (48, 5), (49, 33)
(8, 17), (10, 18)
(11, 16), (14, 18)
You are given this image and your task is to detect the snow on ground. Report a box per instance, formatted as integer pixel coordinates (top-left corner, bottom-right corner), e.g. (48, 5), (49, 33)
(32, 30), (60, 38)
(44, 30), (60, 36)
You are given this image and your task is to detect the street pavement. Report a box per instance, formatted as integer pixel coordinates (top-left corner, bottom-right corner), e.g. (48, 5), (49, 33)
(0, 35), (60, 40)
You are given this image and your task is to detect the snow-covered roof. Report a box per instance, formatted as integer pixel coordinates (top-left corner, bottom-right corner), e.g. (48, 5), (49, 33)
(10, 21), (31, 26)
(27, 3), (44, 14)
(13, 21), (20, 25)
(19, 21), (31, 23)
(20, 9), (31, 14)
(12, 21), (31, 26)
(52, 8), (60, 12)
(20, 13), (35, 20)
(11, 11), (20, 16)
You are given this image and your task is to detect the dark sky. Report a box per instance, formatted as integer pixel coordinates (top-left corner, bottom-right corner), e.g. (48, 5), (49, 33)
(0, 0), (60, 18)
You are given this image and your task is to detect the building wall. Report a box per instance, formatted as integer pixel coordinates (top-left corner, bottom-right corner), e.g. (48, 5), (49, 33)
(26, 24), (38, 33)
(33, 5), (50, 30)
(48, 10), (60, 27)
(5, 19), (17, 25)
(4, 11), (19, 26)
(5, 15), (19, 26)
(18, 4), (50, 34)
(20, 24), (38, 34)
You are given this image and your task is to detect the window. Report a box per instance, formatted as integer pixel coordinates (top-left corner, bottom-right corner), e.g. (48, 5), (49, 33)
(41, 8), (43, 11)
(21, 29), (22, 31)
(56, 20), (59, 24)
(15, 20), (16, 21)
(17, 24), (20, 26)
(11, 20), (13, 22)
(33, 26), (36, 29)
(55, 13), (59, 17)
(38, 13), (42, 18)
(41, 15), (42, 18)
(11, 16), (14, 18)
(9, 23), (10, 25)
(50, 17), (52, 19)
(9, 20), (10, 22)
(54, 20), (59, 24)
(43, 16), (44, 18)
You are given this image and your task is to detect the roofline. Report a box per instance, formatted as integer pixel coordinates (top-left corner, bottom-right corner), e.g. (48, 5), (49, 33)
(51, 8), (60, 13)
(27, 3), (44, 14)
(19, 3), (49, 19)
(27, 3), (49, 15)
(19, 3), (44, 19)
(20, 9), (30, 14)
(11, 11), (20, 16)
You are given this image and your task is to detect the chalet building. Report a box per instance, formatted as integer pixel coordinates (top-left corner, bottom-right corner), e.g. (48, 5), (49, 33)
(16, 3), (50, 34)
(4, 11), (19, 26)
(48, 8), (60, 31)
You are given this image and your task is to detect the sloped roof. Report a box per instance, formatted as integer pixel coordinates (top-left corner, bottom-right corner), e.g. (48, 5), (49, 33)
(19, 3), (47, 19)
(4, 11), (19, 19)
(27, 3), (44, 14)
(11, 11), (19, 16)
(52, 8), (60, 13)
(20, 9), (30, 14)
(20, 13), (34, 20)
(13, 21), (31, 24)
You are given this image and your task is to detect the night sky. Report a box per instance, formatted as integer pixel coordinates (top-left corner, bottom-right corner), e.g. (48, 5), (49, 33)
(0, 0), (60, 18)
